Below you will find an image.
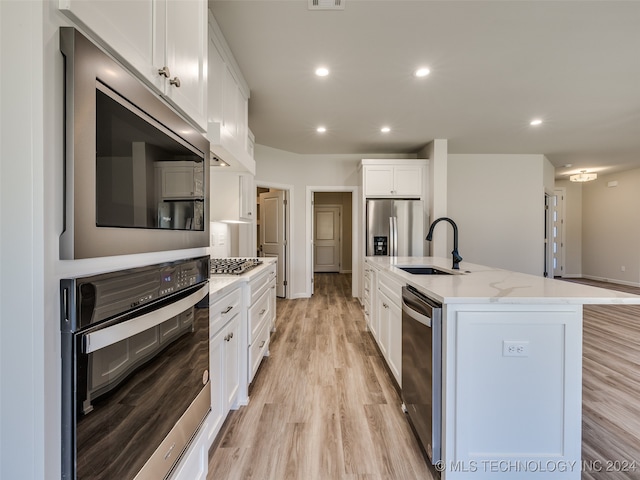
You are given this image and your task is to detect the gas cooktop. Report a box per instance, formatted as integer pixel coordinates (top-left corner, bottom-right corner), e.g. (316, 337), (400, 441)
(210, 258), (262, 275)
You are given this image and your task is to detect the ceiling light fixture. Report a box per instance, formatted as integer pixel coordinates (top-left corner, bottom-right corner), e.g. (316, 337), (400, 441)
(414, 67), (430, 78)
(380, 126), (391, 133)
(315, 67), (329, 77)
(316, 126), (326, 133)
(530, 119), (543, 126)
(569, 170), (597, 182)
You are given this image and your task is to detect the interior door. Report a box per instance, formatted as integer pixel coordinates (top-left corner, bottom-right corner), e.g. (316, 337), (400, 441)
(259, 190), (286, 297)
(314, 205), (341, 272)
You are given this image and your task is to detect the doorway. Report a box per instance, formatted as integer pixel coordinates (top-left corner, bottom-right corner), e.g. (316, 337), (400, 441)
(256, 184), (290, 298)
(307, 189), (357, 297)
(313, 204), (342, 272)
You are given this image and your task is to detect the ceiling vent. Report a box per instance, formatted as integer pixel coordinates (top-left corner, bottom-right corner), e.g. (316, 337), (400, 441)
(308, 0), (344, 10)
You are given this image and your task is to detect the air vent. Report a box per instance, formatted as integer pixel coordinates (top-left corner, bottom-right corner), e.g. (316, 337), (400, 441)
(308, 0), (344, 10)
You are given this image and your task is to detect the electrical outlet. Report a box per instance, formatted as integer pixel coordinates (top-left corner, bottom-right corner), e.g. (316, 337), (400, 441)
(503, 340), (529, 357)
(621, 266), (626, 272)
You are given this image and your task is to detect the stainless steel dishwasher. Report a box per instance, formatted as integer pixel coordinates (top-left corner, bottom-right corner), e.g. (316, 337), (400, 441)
(401, 285), (442, 465)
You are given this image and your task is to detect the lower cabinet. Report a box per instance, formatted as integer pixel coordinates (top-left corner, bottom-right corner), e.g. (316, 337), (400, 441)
(370, 265), (403, 387)
(246, 262), (276, 383)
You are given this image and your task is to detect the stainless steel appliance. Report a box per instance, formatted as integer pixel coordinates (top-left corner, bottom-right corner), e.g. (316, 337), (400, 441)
(59, 27), (209, 259)
(60, 256), (210, 480)
(210, 258), (262, 275)
(401, 285), (442, 465)
(366, 199), (424, 256)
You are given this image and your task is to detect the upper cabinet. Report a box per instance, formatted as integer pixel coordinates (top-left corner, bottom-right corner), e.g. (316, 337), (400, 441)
(59, 0), (208, 130)
(207, 12), (255, 174)
(362, 159), (426, 197)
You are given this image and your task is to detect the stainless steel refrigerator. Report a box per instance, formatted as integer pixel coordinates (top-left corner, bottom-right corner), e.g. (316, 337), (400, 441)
(366, 199), (425, 256)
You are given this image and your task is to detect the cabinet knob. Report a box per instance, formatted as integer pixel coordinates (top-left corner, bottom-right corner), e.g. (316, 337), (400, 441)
(158, 66), (171, 78)
(169, 76), (181, 88)
(383, 303), (389, 309)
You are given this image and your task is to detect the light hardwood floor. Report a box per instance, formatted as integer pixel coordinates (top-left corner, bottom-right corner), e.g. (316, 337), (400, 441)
(207, 273), (437, 480)
(567, 279), (640, 480)
(208, 275), (640, 479)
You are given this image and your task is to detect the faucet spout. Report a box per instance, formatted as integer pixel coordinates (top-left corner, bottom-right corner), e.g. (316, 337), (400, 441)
(426, 217), (463, 270)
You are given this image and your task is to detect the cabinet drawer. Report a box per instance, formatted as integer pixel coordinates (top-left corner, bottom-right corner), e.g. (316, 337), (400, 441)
(248, 288), (271, 344)
(210, 287), (242, 336)
(378, 273), (402, 307)
(249, 264), (276, 304)
(249, 319), (270, 382)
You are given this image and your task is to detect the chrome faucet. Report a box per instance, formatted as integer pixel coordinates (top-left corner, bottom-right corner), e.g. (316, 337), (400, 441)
(426, 217), (463, 270)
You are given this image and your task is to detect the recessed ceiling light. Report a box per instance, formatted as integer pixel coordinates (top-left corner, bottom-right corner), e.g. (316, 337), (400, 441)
(315, 67), (329, 77)
(414, 67), (430, 78)
(381, 126), (391, 133)
(530, 119), (543, 126)
(316, 126), (327, 133)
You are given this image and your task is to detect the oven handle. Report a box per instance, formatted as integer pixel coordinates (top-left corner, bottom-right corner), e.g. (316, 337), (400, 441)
(83, 284), (208, 354)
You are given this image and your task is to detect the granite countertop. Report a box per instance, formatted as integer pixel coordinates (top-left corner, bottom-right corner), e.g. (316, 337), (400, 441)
(209, 257), (277, 296)
(365, 256), (640, 305)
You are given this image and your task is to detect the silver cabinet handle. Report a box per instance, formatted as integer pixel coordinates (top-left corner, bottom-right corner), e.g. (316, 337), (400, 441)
(259, 340), (266, 348)
(364, 288), (369, 292)
(383, 303), (389, 309)
(158, 66), (171, 78)
(222, 306), (233, 315)
(224, 332), (234, 342)
(259, 308), (266, 315)
(169, 76), (181, 88)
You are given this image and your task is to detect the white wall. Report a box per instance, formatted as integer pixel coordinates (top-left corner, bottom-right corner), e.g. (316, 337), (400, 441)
(254, 144), (414, 298)
(581, 168), (640, 285)
(447, 154), (548, 275)
(1, 2), (46, 478)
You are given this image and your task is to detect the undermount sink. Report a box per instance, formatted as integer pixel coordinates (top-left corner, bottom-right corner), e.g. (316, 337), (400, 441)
(397, 266), (454, 275)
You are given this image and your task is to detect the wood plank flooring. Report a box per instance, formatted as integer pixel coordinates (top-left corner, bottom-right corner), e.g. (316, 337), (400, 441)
(207, 273), (437, 480)
(208, 275), (640, 479)
(566, 279), (640, 479)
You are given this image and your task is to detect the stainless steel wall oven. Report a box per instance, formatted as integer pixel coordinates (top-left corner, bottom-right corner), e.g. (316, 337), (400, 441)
(59, 27), (209, 259)
(60, 256), (210, 480)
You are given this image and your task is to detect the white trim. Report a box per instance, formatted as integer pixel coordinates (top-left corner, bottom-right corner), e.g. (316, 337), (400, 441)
(582, 275), (640, 288)
(306, 186), (360, 298)
(255, 180), (293, 299)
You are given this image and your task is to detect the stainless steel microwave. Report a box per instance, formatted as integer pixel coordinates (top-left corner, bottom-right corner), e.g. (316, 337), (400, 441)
(59, 27), (209, 259)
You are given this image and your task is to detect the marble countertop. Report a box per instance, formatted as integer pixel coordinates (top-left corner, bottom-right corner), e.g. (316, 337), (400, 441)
(209, 257), (277, 296)
(365, 256), (640, 305)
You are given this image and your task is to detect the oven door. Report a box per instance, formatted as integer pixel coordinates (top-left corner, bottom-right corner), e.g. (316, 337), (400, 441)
(61, 284), (210, 480)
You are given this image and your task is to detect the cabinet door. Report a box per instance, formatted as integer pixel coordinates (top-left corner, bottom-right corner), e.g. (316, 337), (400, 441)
(394, 166), (422, 196)
(59, 0), (158, 86)
(208, 39), (225, 126)
(224, 316), (240, 410)
(164, 0), (207, 129)
(209, 325), (226, 432)
(364, 165), (395, 196)
(387, 300), (402, 386)
(377, 291), (390, 356)
(161, 165), (196, 198)
(239, 174), (254, 220)
(223, 67), (239, 139)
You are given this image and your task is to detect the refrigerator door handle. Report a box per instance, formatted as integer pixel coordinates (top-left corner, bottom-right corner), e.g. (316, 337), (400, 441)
(390, 216), (398, 256)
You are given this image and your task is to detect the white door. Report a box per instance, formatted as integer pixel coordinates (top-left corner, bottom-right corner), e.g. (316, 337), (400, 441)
(314, 205), (341, 272)
(553, 190), (565, 277)
(259, 190), (286, 298)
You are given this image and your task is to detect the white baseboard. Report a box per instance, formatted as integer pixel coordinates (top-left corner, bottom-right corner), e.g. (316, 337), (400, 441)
(582, 275), (640, 288)
(290, 293), (311, 299)
(340, 269), (352, 274)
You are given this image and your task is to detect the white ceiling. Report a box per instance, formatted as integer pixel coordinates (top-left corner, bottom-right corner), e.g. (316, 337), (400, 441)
(209, 1), (640, 179)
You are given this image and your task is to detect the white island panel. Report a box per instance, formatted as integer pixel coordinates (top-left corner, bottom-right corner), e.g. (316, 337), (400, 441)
(443, 304), (582, 479)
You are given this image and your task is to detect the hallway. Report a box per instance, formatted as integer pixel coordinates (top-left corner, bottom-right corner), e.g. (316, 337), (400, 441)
(207, 273), (436, 479)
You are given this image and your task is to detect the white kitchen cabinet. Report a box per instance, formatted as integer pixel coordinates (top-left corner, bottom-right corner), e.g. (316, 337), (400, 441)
(373, 268), (403, 387)
(362, 160), (425, 197)
(209, 286), (242, 436)
(59, 0), (207, 130)
(245, 262), (276, 383)
(210, 171), (254, 223)
(156, 162), (204, 199)
(207, 14), (254, 172)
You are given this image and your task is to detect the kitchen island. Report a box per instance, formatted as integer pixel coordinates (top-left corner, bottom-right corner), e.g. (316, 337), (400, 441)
(364, 256), (640, 479)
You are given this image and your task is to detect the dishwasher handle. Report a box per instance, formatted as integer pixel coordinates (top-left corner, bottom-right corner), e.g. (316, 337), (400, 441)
(402, 286), (441, 328)
(402, 298), (432, 327)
